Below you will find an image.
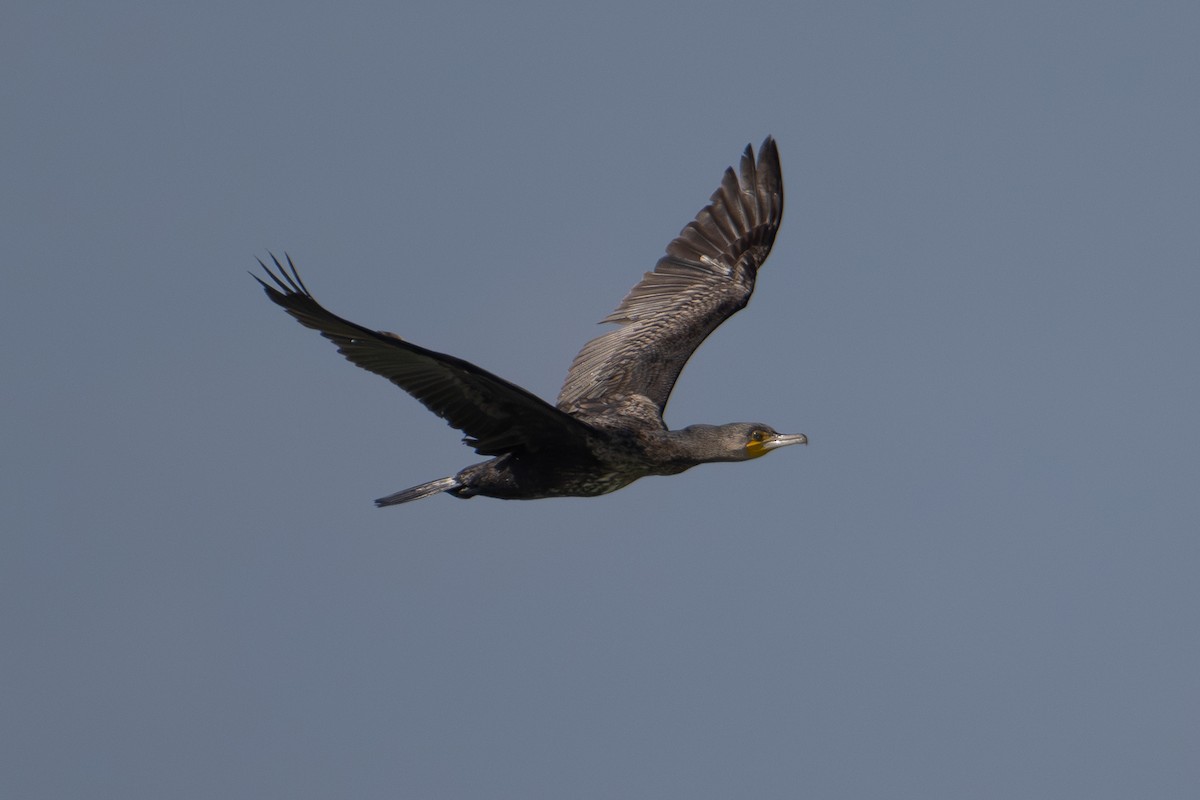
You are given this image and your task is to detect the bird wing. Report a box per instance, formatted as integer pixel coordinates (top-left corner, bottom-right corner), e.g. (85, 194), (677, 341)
(556, 137), (783, 415)
(255, 254), (597, 457)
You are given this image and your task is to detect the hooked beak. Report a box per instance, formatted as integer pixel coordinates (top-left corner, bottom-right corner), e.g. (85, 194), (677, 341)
(763, 432), (808, 451)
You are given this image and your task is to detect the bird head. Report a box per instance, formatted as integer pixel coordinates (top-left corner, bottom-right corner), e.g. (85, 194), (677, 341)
(678, 423), (807, 463)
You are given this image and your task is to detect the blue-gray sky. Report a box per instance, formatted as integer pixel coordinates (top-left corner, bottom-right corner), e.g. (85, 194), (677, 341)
(4, 2), (1198, 797)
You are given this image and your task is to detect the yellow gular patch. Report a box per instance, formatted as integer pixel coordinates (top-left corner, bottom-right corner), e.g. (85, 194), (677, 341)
(745, 439), (769, 459)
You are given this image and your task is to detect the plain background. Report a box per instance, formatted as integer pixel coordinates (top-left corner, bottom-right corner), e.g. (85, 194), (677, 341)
(4, 2), (1198, 797)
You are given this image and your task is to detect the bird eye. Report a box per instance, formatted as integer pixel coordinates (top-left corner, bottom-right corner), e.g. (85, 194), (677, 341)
(750, 429), (765, 442)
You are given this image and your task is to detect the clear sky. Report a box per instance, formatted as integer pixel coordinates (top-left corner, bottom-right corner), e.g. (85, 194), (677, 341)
(4, 2), (1198, 798)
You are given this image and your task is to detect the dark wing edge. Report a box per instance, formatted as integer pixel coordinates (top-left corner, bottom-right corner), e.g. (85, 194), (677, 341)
(556, 137), (783, 414)
(253, 253), (596, 456)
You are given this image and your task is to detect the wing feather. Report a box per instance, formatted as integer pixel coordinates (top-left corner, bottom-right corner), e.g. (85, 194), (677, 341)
(557, 137), (783, 415)
(255, 254), (596, 456)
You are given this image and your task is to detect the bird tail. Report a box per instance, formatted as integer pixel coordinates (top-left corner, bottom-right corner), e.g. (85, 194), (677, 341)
(374, 476), (460, 507)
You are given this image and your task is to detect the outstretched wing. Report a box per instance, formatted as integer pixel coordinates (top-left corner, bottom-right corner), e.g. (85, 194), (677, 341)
(254, 254), (597, 456)
(557, 137), (783, 416)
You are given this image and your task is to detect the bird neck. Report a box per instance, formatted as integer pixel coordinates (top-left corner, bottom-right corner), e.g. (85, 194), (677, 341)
(658, 425), (743, 466)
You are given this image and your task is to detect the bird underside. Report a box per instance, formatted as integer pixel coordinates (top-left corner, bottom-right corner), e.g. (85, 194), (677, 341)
(376, 449), (688, 506)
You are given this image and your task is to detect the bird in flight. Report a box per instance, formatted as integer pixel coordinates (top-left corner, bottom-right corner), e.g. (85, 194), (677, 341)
(255, 137), (805, 505)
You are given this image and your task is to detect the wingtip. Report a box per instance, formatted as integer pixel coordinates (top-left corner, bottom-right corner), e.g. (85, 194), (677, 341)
(742, 137), (781, 193)
(249, 268), (271, 290)
(758, 135), (779, 165)
(745, 135), (777, 158)
(754, 137), (783, 214)
(253, 251), (310, 297)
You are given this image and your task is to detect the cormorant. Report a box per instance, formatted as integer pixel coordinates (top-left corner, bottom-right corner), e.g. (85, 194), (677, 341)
(255, 137), (805, 505)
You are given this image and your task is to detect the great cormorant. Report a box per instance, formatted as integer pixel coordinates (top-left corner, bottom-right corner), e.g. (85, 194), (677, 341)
(255, 137), (805, 505)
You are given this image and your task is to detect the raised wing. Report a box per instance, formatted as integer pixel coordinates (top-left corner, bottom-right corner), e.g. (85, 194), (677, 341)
(254, 254), (597, 456)
(556, 137), (783, 415)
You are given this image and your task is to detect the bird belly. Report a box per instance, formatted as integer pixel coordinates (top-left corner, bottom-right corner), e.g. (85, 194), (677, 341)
(454, 455), (646, 500)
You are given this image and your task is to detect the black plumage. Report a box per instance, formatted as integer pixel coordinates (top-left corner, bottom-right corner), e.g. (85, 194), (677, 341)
(254, 137), (805, 505)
